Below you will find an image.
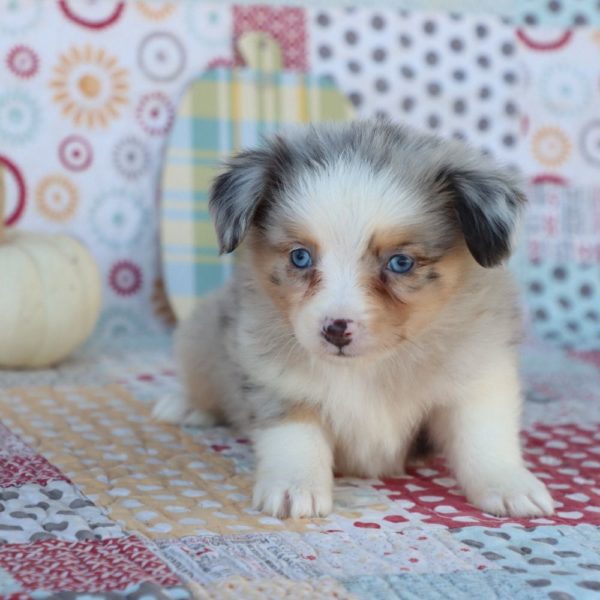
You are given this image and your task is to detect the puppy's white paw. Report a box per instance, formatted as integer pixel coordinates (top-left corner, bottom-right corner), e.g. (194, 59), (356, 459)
(152, 395), (185, 423)
(152, 395), (216, 427)
(467, 468), (554, 517)
(252, 420), (334, 519)
(253, 476), (333, 519)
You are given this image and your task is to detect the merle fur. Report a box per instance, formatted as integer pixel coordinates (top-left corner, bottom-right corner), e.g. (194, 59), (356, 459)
(209, 120), (525, 267)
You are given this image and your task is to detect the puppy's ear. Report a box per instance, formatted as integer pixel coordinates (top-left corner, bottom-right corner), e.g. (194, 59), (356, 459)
(436, 165), (526, 268)
(209, 148), (272, 254)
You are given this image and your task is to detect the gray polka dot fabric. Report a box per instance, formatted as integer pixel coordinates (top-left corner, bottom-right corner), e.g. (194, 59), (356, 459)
(309, 8), (521, 166)
(454, 525), (600, 599)
(517, 0), (600, 27)
(0, 481), (124, 544)
(522, 262), (600, 349)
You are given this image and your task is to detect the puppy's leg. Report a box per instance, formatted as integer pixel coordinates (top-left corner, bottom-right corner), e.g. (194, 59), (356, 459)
(430, 355), (554, 517)
(152, 336), (221, 427)
(252, 409), (333, 519)
(153, 296), (226, 427)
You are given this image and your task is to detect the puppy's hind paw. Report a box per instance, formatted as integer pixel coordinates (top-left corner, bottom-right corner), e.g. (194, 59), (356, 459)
(152, 395), (217, 427)
(253, 479), (333, 519)
(468, 468), (554, 518)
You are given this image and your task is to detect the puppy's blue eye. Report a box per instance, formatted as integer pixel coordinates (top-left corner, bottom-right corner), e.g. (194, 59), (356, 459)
(290, 248), (312, 269)
(387, 254), (415, 274)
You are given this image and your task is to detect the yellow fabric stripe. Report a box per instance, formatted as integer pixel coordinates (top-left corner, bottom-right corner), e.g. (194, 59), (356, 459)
(231, 72), (241, 150)
(299, 78), (309, 123)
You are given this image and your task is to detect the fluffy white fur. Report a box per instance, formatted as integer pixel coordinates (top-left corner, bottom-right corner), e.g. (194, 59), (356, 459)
(253, 421), (333, 518)
(154, 121), (554, 519)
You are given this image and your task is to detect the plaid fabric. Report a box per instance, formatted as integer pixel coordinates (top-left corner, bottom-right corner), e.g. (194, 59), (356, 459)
(161, 66), (354, 320)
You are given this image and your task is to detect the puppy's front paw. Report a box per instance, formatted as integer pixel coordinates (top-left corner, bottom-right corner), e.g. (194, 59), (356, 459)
(152, 395), (216, 427)
(253, 476), (333, 519)
(467, 468), (554, 517)
(252, 419), (334, 519)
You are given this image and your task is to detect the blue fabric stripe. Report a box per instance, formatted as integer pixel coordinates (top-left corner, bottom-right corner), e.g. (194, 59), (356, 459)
(166, 263), (228, 295)
(164, 244), (220, 256)
(162, 208), (210, 220)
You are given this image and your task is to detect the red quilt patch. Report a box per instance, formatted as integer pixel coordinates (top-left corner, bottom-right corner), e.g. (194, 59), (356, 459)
(0, 455), (68, 487)
(0, 536), (181, 591)
(233, 6), (307, 71)
(374, 423), (600, 528)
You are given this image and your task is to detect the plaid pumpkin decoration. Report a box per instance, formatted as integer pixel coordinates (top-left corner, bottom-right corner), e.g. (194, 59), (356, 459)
(160, 32), (354, 320)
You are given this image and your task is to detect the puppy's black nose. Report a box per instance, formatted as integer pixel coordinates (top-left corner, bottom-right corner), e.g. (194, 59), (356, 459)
(322, 319), (352, 348)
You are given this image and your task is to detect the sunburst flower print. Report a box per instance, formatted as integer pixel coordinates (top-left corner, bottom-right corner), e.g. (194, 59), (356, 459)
(50, 45), (129, 129)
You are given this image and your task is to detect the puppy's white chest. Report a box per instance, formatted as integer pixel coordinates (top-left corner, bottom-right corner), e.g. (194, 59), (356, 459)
(318, 374), (420, 477)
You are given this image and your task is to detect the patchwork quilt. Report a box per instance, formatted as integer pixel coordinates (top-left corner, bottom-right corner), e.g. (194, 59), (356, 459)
(0, 337), (599, 599)
(1, 1), (600, 598)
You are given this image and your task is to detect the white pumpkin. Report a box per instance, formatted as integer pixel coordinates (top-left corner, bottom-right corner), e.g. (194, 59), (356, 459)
(0, 168), (101, 368)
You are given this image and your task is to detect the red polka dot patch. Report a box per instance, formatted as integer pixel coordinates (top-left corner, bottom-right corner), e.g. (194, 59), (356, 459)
(373, 423), (600, 529)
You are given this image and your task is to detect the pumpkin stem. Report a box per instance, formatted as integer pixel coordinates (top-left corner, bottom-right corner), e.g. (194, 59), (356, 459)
(0, 163), (5, 243)
(237, 31), (283, 73)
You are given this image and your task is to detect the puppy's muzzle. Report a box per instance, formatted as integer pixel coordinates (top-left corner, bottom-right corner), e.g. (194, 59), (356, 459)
(321, 319), (353, 349)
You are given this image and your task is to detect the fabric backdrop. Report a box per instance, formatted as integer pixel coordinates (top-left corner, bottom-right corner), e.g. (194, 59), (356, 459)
(0, 0), (598, 350)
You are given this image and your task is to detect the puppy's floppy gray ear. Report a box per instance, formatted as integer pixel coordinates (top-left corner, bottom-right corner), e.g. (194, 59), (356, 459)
(436, 165), (526, 268)
(209, 148), (272, 254)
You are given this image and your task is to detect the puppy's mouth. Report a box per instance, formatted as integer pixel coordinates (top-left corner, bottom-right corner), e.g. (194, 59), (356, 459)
(324, 351), (356, 362)
(320, 342), (360, 360)
(318, 336), (407, 363)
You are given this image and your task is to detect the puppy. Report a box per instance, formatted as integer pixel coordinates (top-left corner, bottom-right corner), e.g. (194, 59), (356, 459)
(154, 120), (554, 519)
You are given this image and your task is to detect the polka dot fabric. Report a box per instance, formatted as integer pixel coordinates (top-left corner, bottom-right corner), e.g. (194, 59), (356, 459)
(373, 423), (600, 529)
(309, 8), (521, 165)
(454, 524), (600, 599)
(522, 261), (600, 349)
(517, 0), (600, 28)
